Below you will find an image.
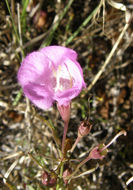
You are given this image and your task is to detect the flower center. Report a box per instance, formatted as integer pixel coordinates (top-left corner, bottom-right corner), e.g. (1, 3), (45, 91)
(52, 64), (73, 93)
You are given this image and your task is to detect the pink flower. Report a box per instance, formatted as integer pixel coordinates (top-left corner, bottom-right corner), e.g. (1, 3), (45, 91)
(57, 103), (71, 123)
(18, 46), (86, 109)
(63, 168), (71, 184)
(78, 120), (92, 137)
(42, 170), (57, 187)
(88, 130), (127, 160)
(88, 144), (107, 160)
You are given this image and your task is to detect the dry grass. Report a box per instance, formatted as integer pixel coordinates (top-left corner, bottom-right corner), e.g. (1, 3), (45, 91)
(0, 0), (133, 189)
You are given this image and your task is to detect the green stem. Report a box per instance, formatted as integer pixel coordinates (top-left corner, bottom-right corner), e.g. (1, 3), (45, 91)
(56, 162), (64, 190)
(65, 5), (99, 46)
(66, 156), (91, 180)
(13, 88), (23, 106)
(56, 183), (60, 190)
(5, 0), (20, 44)
(60, 162), (64, 178)
(41, 0), (75, 48)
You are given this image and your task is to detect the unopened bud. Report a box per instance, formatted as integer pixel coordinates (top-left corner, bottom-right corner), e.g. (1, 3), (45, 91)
(78, 130), (127, 169)
(42, 171), (57, 187)
(78, 120), (92, 137)
(89, 144), (107, 160)
(63, 168), (71, 185)
(57, 103), (71, 123)
(89, 130), (127, 160)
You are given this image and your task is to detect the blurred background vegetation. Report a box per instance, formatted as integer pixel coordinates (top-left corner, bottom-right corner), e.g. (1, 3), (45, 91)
(0, 0), (133, 189)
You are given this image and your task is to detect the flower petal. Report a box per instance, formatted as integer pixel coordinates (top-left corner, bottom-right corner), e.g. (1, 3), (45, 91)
(54, 58), (86, 105)
(17, 46), (86, 110)
(63, 58), (86, 89)
(39, 46), (78, 67)
(18, 51), (53, 87)
(18, 51), (55, 109)
(55, 87), (82, 106)
(23, 83), (53, 109)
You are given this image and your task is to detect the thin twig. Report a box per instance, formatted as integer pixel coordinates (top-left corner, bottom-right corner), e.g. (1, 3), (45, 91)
(17, 3), (24, 58)
(70, 136), (81, 153)
(41, 0), (75, 47)
(3, 160), (19, 184)
(2, 151), (23, 160)
(72, 164), (99, 179)
(25, 98), (32, 149)
(65, 5), (99, 46)
(126, 176), (133, 186)
(5, 0), (20, 44)
(82, 11), (131, 96)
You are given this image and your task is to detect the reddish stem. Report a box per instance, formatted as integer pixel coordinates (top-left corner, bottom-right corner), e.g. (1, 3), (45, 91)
(61, 121), (69, 153)
(101, 130), (127, 152)
(70, 136), (81, 153)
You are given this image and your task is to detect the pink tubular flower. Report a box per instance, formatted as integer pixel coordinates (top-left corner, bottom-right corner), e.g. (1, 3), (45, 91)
(17, 46), (86, 109)
(57, 102), (71, 123)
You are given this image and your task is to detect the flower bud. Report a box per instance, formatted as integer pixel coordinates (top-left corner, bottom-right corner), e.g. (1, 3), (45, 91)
(42, 170), (57, 187)
(63, 168), (71, 185)
(78, 130), (127, 169)
(89, 144), (108, 160)
(78, 120), (92, 137)
(89, 130), (127, 160)
(34, 11), (47, 29)
(57, 103), (71, 123)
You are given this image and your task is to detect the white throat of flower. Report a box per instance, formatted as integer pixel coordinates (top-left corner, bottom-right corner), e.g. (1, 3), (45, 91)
(53, 64), (73, 93)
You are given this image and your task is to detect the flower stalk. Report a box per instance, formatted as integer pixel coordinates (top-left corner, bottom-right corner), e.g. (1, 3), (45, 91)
(100, 130), (127, 152)
(62, 121), (69, 154)
(70, 120), (92, 153)
(65, 130), (127, 180)
(70, 136), (81, 153)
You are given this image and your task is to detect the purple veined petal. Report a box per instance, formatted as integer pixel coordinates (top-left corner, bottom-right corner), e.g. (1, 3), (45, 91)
(54, 87), (83, 106)
(39, 46), (78, 67)
(53, 57), (86, 105)
(17, 51), (53, 87)
(63, 58), (86, 89)
(23, 83), (54, 109)
(17, 51), (55, 109)
(17, 45), (86, 110)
